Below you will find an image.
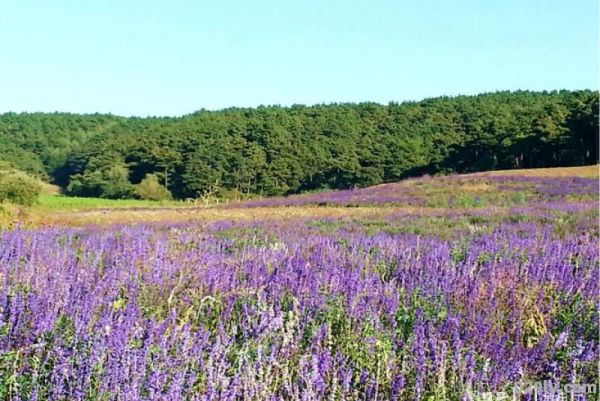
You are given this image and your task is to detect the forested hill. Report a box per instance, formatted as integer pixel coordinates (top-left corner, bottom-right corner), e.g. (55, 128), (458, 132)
(0, 90), (597, 200)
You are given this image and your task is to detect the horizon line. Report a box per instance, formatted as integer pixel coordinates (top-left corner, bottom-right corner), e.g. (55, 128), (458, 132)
(1, 87), (596, 119)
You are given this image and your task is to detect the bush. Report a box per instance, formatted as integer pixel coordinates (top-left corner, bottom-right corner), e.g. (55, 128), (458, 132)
(0, 170), (42, 206)
(66, 164), (135, 199)
(134, 174), (173, 201)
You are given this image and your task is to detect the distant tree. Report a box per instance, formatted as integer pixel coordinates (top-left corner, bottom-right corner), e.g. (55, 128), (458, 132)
(563, 92), (599, 165)
(135, 173), (173, 201)
(67, 163), (134, 199)
(101, 164), (135, 199)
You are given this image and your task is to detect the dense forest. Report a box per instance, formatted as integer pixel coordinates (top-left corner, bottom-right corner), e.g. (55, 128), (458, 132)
(0, 90), (597, 200)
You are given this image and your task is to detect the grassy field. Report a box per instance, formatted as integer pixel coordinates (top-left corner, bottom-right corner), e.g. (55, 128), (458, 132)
(0, 165), (597, 229)
(32, 165), (598, 211)
(1, 194), (189, 227)
(0, 165), (594, 229)
(36, 193), (185, 210)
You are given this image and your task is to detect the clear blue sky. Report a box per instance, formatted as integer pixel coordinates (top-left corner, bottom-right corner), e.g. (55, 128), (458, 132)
(0, 0), (597, 116)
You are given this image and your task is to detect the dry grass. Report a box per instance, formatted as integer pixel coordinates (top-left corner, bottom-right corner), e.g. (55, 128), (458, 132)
(25, 206), (418, 227)
(458, 183), (493, 192)
(474, 165), (599, 178)
(41, 182), (62, 195)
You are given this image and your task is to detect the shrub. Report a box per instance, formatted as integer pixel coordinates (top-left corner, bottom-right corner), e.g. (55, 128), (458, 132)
(66, 164), (135, 199)
(134, 174), (173, 201)
(0, 170), (42, 206)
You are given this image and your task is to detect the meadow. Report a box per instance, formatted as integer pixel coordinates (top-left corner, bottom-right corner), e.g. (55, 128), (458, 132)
(0, 166), (598, 400)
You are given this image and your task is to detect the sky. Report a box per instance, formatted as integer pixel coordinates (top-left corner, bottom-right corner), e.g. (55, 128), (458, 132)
(0, 0), (597, 117)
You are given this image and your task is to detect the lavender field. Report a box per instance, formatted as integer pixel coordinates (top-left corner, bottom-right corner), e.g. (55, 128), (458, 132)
(1, 172), (598, 400)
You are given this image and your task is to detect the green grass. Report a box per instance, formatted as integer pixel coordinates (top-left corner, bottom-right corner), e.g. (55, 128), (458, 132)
(36, 194), (185, 210)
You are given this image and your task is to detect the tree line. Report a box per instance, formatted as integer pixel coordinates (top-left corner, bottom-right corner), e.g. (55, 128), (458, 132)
(0, 90), (597, 200)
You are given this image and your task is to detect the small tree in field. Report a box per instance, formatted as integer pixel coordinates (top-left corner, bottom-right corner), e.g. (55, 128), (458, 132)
(0, 170), (42, 206)
(67, 163), (135, 199)
(135, 174), (173, 201)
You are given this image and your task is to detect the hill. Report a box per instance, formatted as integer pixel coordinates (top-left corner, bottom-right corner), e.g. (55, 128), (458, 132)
(473, 164), (599, 178)
(7, 165), (594, 228)
(0, 90), (597, 200)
